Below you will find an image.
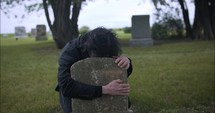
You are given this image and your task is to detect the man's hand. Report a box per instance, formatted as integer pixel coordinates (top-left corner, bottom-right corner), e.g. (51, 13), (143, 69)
(114, 56), (130, 69)
(102, 79), (129, 96)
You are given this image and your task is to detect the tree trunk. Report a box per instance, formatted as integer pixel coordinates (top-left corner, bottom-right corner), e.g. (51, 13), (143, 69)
(210, 0), (215, 37)
(70, 0), (82, 39)
(193, 0), (203, 39)
(178, 0), (194, 39)
(43, 0), (82, 49)
(198, 0), (214, 40)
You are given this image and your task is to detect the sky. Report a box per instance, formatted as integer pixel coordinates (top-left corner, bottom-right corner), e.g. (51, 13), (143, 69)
(0, 0), (194, 34)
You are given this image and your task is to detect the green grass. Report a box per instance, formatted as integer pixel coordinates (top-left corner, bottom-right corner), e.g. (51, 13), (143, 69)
(116, 30), (131, 40)
(123, 41), (215, 113)
(1, 38), (60, 113)
(1, 37), (214, 113)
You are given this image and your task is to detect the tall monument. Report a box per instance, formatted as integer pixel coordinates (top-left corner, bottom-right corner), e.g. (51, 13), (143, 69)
(130, 15), (153, 47)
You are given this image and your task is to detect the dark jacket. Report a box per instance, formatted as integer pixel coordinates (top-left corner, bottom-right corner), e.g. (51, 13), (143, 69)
(55, 37), (133, 100)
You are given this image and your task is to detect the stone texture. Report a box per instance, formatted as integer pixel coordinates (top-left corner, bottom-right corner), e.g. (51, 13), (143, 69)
(130, 15), (153, 47)
(14, 26), (27, 38)
(130, 38), (153, 47)
(71, 58), (128, 113)
(31, 28), (37, 38)
(36, 25), (47, 41)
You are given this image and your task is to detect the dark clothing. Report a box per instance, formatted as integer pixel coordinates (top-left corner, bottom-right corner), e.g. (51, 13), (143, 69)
(59, 90), (72, 113)
(55, 37), (133, 112)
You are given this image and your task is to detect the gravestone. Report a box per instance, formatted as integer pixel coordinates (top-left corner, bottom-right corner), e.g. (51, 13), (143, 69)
(2, 34), (8, 38)
(36, 25), (47, 41)
(14, 26), (27, 39)
(71, 58), (128, 113)
(130, 15), (153, 47)
(31, 28), (37, 38)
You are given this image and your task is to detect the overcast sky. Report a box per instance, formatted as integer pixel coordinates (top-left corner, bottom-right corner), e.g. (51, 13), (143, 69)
(0, 0), (194, 34)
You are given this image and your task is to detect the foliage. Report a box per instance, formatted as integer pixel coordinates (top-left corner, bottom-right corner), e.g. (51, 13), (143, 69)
(122, 27), (132, 34)
(1, 36), (214, 113)
(151, 22), (167, 39)
(151, 0), (215, 40)
(151, 0), (182, 22)
(0, 0), (43, 19)
(151, 13), (184, 39)
(79, 26), (90, 35)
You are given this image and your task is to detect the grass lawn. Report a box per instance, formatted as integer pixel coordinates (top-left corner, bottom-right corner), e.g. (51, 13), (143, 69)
(0, 37), (214, 113)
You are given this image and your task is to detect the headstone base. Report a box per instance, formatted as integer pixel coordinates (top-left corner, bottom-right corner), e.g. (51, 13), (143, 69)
(35, 36), (48, 41)
(14, 35), (27, 39)
(130, 38), (153, 47)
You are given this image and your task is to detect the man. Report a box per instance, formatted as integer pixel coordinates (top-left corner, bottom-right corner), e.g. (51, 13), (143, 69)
(55, 27), (133, 113)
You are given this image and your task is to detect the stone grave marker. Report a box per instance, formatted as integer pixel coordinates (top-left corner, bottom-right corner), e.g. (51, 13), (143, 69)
(130, 15), (153, 47)
(31, 28), (37, 38)
(14, 26), (27, 39)
(36, 25), (47, 41)
(3, 34), (8, 38)
(71, 58), (128, 113)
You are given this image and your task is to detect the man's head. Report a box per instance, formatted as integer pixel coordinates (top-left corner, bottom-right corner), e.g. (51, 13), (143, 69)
(83, 27), (121, 57)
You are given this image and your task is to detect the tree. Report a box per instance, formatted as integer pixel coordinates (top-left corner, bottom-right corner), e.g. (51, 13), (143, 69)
(43, 0), (84, 49)
(122, 27), (132, 34)
(79, 26), (90, 35)
(1, 0), (86, 49)
(151, 0), (215, 40)
(151, 13), (184, 39)
(194, 0), (214, 40)
(177, 0), (194, 39)
(151, 0), (192, 39)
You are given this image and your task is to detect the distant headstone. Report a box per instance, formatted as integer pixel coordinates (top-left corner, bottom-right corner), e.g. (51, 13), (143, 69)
(71, 58), (128, 113)
(31, 28), (37, 38)
(130, 15), (153, 47)
(14, 26), (27, 39)
(2, 34), (8, 38)
(36, 25), (47, 41)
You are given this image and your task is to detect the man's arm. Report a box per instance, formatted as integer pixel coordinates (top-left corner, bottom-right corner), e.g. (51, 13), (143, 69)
(102, 79), (129, 95)
(114, 56), (133, 76)
(58, 40), (102, 99)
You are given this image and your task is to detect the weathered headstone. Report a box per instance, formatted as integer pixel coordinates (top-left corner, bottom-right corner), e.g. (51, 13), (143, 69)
(14, 26), (27, 39)
(130, 15), (153, 47)
(2, 34), (8, 38)
(71, 58), (128, 113)
(31, 28), (37, 38)
(36, 25), (47, 41)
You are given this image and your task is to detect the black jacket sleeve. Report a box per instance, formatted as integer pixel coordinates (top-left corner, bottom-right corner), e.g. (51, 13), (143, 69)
(127, 58), (133, 77)
(57, 39), (102, 100)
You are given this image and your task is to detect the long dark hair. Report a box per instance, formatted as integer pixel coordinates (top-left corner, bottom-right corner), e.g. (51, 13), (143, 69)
(82, 27), (122, 57)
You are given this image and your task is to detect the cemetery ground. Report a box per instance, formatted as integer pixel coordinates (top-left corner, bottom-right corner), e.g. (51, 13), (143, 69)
(0, 35), (214, 113)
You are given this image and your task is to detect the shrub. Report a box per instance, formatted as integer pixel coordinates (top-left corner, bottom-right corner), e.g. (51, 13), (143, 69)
(79, 26), (90, 35)
(151, 14), (184, 39)
(123, 27), (131, 34)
